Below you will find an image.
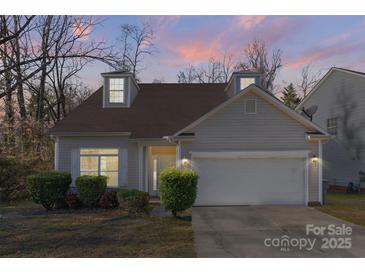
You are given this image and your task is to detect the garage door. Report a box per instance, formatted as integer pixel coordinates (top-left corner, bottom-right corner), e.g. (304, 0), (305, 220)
(192, 152), (307, 206)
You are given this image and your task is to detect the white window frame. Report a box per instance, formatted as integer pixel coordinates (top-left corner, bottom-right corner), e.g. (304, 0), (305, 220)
(109, 78), (125, 103)
(244, 99), (257, 114)
(327, 117), (337, 135)
(80, 148), (119, 187)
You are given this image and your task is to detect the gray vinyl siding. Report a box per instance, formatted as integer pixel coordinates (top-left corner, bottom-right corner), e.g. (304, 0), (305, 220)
(180, 90), (320, 202)
(56, 136), (139, 189)
(301, 70), (365, 185)
(129, 77), (139, 106)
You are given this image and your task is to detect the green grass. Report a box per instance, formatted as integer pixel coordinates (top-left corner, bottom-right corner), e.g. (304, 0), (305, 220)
(317, 192), (365, 227)
(0, 201), (195, 258)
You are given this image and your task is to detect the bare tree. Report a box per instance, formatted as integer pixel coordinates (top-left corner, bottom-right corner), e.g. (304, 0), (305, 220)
(235, 39), (282, 92)
(177, 65), (198, 83)
(117, 22), (156, 78)
(0, 16), (15, 126)
(177, 54), (234, 84)
(10, 16), (28, 121)
(0, 15), (34, 46)
(297, 64), (322, 97)
(0, 16), (117, 102)
(221, 53), (234, 82)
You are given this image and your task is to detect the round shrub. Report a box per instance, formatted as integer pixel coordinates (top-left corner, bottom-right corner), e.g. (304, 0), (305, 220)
(159, 167), (198, 216)
(75, 175), (107, 207)
(117, 189), (150, 216)
(26, 171), (72, 210)
(99, 191), (119, 209)
(65, 194), (83, 209)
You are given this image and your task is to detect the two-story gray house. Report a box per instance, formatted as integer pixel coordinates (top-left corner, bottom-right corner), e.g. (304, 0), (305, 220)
(297, 67), (365, 190)
(50, 70), (330, 206)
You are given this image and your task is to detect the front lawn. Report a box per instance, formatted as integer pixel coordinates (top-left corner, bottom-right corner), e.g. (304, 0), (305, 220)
(317, 192), (365, 227)
(0, 201), (195, 258)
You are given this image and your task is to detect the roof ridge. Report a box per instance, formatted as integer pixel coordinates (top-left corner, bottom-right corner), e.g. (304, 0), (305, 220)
(139, 82), (227, 85)
(332, 66), (365, 76)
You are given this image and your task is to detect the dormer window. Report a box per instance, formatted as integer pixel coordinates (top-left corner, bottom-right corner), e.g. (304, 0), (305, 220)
(240, 77), (256, 90)
(109, 78), (125, 103)
(101, 71), (140, 108)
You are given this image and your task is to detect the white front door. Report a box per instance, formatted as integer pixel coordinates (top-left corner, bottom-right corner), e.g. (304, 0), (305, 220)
(193, 157), (306, 206)
(148, 149), (176, 196)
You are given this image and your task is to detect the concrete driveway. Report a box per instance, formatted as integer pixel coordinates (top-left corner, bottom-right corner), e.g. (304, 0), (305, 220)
(192, 206), (365, 257)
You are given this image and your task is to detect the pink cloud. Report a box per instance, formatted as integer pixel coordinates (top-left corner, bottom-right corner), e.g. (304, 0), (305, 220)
(235, 16), (266, 30)
(286, 43), (361, 69)
(154, 16), (305, 68)
(174, 40), (222, 62)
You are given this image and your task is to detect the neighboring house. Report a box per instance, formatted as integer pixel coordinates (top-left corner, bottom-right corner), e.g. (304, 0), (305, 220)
(50, 70), (330, 206)
(297, 67), (365, 189)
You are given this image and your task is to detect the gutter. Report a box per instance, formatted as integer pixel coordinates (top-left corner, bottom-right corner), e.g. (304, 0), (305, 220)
(49, 132), (132, 137)
(306, 133), (333, 142)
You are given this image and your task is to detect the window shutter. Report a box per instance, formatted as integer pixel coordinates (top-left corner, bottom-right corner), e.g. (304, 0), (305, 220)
(71, 149), (80, 185)
(120, 148), (128, 186)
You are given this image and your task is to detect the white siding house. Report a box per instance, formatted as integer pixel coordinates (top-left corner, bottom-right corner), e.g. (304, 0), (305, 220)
(297, 67), (365, 188)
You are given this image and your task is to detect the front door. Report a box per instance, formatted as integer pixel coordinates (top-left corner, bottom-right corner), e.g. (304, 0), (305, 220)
(148, 147), (176, 196)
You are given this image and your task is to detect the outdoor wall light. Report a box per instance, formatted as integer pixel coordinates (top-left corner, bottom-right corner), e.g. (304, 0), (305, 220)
(181, 158), (190, 169)
(311, 155), (318, 166)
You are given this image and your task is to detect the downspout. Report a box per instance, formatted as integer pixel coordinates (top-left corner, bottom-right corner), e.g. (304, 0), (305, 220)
(54, 136), (59, 170)
(176, 140), (182, 169)
(318, 140), (323, 205)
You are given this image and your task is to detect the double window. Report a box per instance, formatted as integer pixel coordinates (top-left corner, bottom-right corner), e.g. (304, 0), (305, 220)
(80, 149), (119, 187)
(109, 78), (125, 103)
(327, 117), (337, 135)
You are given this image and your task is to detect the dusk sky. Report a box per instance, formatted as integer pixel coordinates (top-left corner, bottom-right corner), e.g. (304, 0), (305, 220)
(80, 16), (365, 91)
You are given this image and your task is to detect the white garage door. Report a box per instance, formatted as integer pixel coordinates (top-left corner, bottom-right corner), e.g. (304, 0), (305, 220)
(192, 153), (307, 206)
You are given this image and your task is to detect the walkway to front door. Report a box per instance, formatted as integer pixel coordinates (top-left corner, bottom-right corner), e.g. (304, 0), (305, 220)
(148, 146), (176, 197)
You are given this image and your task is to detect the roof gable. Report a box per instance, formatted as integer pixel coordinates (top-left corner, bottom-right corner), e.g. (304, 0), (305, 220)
(173, 84), (329, 137)
(296, 67), (365, 111)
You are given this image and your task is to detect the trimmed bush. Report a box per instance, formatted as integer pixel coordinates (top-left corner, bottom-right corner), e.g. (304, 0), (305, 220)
(75, 175), (107, 207)
(65, 194), (83, 209)
(99, 191), (119, 209)
(159, 167), (198, 216)
(26, 171), (72, 210)
(117, 189), (150, 216)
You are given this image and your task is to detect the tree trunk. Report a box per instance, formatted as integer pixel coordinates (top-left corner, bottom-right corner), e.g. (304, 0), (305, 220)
(36, 16), (53, 126)
(13, 16), (27, 121)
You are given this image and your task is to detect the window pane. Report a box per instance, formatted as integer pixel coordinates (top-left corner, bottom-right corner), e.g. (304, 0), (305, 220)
(240, 77), (256, 90)
(109, 78), (124, 91)
(100, 156), (118, 171)
(101, 171), (118, 187)
(80, 149), (118, 155)
(80, 156), (98, 171)
(110, 90), (124, 103)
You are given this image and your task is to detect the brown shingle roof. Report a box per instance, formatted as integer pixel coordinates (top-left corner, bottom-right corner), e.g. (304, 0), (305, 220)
(50, 83), (228, 138)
